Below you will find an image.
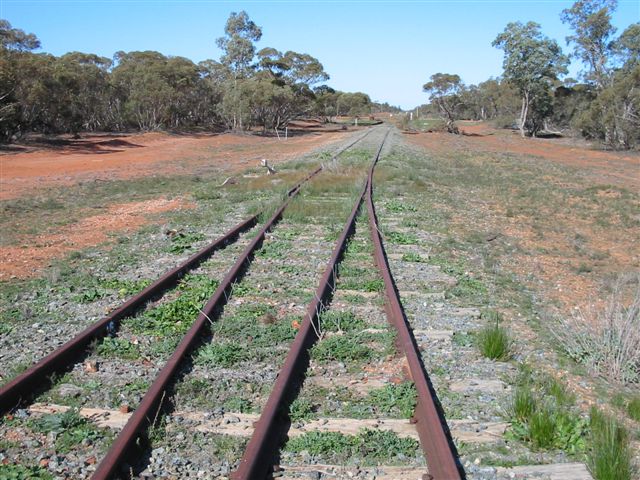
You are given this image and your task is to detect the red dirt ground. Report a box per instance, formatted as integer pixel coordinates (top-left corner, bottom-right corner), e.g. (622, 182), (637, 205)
(405, 122), (639, 314)
(0, 128), (351, 200)
(0, 198), (193, 280)
(0, 128), (353, 279)
(409, 122), (639, 189)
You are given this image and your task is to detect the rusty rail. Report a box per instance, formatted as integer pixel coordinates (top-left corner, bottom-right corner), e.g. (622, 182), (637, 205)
(0, 216), (256, 413)
(90, 128), (378, 479)
(365, 134), (463, 479)
(232, 129), (389, 479)
(0, 128), (373, 416)
(233, 128), (462, 479)
(91, 194), (300, 479)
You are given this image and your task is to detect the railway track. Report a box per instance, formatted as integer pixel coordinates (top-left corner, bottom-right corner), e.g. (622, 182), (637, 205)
(1, 127), (462, 479)
(0, 127), (373, 414)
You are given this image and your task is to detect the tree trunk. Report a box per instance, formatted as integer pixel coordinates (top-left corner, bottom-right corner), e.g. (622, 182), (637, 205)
(446, 119), (459, 134)
(519, 93), (529, 138)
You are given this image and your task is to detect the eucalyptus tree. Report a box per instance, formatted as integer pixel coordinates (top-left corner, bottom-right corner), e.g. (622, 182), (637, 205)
(216, 11), (262, 129)
(561, 0), (618, 89)
(336, 92), (372, 116)
(251, 47), (329, 130)
(613, 22), (640, 70)
(561, 0), (638, 147)
(111, 51), (201, 130)
(55, 52), (112, 133)
(313, 85), (339, 120)
(575, 21), (640, 148)
(493, 22), (568, 137)
(422, 73), (465, 133)
(0, 20), (41, 140)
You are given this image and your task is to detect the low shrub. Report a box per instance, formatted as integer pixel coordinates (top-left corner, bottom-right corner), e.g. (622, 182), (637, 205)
(554, 276), (640, 384)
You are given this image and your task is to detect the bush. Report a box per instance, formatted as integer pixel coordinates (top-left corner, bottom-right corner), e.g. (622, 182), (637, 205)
(554, 276), (640, 384)
(506, 370), (588, 454)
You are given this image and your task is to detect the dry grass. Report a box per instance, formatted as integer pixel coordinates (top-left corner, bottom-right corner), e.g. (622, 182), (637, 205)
(555, 275), (640, 385)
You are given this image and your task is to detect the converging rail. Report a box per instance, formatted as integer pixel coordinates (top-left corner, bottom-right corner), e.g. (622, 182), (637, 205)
(231, 132), (388, 480)
(365, 141), (463, 480)
(1, 126), (462, 479)
(0, 127), (376, 478)
(233, 129), (462, 480)
(91, 175), (304, 479)
(0, 128), (373, 417)
(92, 128), (377, 479)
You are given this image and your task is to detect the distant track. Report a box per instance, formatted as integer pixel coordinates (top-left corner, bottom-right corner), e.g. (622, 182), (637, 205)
(0, 127), (373, 416)
(233, 128), (463, 480)
(1, 126), (462, 479)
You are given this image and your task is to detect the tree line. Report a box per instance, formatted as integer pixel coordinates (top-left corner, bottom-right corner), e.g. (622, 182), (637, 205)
(0, 12), (397, 143)
(421, 0), (638, 149)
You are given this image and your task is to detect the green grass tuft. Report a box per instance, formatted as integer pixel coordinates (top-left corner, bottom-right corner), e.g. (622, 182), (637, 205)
(528, 406), (557, 449)
(168, 231), (206, 254)
(311, 334), (373, 363)
(197, 342), (245, 367)
(506, 369), (588, 454)
(385, 199), (417, 213)
(29, 408), (109, 454)
(284, 428), (419, 462)
(510, 386), (536, 423)
(132, 274), (218, 335)
(320, 311), (366, 333)
(589, 408), (632, 480)
(96, 337), (140, 360)
(75, 277), (151, 303)
(613, 393), (640, 422)
(0, 464), (53, 479)
(367, 382), (417, 419)
(386, 231), (418, 245)
(289, 397), (316, 422)
(401, 252), (425, 262)
(477, 311), (512, 361)
(627, 397), (640, 421)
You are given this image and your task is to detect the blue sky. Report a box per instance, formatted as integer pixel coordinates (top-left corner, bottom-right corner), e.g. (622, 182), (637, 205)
(1, 0), (638, 109)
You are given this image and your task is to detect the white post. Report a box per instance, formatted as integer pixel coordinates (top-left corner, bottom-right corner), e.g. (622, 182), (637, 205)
(285, 127), (288, 140)
(410, 111), (413, 121)
(355, 117), (358, 126)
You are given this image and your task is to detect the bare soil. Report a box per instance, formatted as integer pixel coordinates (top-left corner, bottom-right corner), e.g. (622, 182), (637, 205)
(0, 198), (193, 280)
(411, 121), (639, 189)
(406, 121), (639, 317)
(0, 128), (350, 200)
(0, 127), (353, 279)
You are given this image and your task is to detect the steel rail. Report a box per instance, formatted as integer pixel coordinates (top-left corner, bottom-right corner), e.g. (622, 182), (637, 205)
(92, 199), (291, 479)
(0, 215), (256, 413)
(90, 129), (376, 479)
(365, 134), (463, 479)
(0, 128), (372, 415)
(232, 129), (390, 480)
